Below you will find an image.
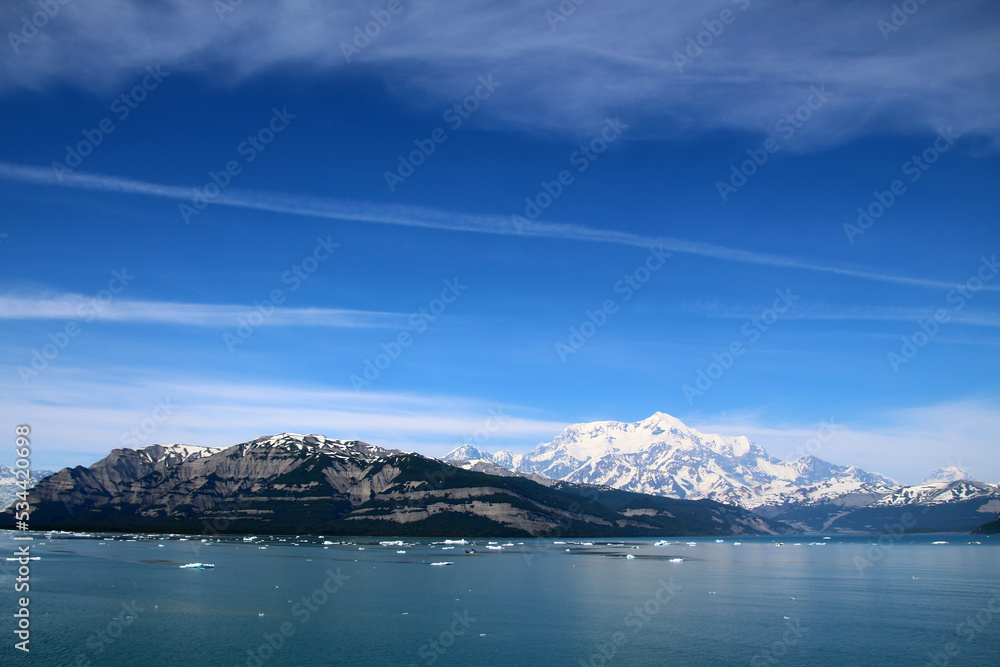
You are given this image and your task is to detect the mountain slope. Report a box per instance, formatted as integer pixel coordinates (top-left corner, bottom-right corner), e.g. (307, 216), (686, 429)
(444, 412), (898, 509)
(872, 480), (997, 507)
(24, 442), (224, 510)
(765, 480), (1000, 533)
(974, 515), (1000, 535)
(13, 433), (792, 537)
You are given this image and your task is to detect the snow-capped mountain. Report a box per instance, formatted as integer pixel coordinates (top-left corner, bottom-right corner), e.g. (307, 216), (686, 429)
(0, 466), (55, 484)
(919, 466), (977, 485)
(872, 480), (999, 507)
(15, 432), (790, 537)
(0, 466), (55, 511)
(134, 443), (224, 465)
(443, 412), (899, 509)
(768, 478), (1000, 534)
(233, 433), (389, 461)
(446, 445), (526, 471)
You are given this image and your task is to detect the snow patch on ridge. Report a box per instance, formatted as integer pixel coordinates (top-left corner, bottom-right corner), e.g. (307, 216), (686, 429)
(236, 433), (387, 461)
(134, 443), (224, 466)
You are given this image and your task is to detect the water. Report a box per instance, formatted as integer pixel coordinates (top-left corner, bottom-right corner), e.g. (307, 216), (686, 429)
(1, 532), (998, 666)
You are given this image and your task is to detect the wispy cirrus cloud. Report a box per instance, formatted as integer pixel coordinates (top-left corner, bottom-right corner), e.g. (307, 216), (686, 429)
(1, 161), (994, 294)
(683, 301), (1000, 327)
(0, 293), (406, 328)
(1, 0), (997, 145)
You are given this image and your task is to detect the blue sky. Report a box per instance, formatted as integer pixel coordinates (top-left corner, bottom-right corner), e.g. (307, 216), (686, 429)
(0, 0), (997, 484)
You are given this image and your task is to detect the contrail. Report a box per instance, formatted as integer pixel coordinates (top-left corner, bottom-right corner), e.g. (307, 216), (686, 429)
(0, 294), (406, 327)
(1, 161), (993, 293)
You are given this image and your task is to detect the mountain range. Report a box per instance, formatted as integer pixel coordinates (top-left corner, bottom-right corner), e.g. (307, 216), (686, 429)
(9, 412), (997, 535)
(12, 433), (790, 537)
(443, 412), (1000, 533)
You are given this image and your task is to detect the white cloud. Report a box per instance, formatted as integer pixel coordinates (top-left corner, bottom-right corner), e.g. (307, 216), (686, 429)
(1, 0), (997, 144)
(0, 370), (567, 469)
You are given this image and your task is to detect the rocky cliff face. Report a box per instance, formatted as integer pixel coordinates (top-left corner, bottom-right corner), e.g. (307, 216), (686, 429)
(23, 443), (222, 510)
(26, 435), (393, 521)
(17, 433), (793, 538)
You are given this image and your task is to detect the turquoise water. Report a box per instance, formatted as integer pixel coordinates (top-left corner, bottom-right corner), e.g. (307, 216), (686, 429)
(1, 532), (998, 666)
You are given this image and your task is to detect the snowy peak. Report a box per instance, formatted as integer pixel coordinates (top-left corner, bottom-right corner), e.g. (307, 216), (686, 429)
(444, 444), (491, 461)
(920, 466), (978, 485)
(542, 412), (759, 462)
(873, 479), (999, 507)
(443, 445), (522, 469)
(135, 443), (223, 465)
(235, 433), (387, 461)
(443, 411), (899, 509)
(789, 457), (897, 488)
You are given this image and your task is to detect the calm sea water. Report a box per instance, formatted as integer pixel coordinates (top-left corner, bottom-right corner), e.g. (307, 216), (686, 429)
(1, 531), (998, 666)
